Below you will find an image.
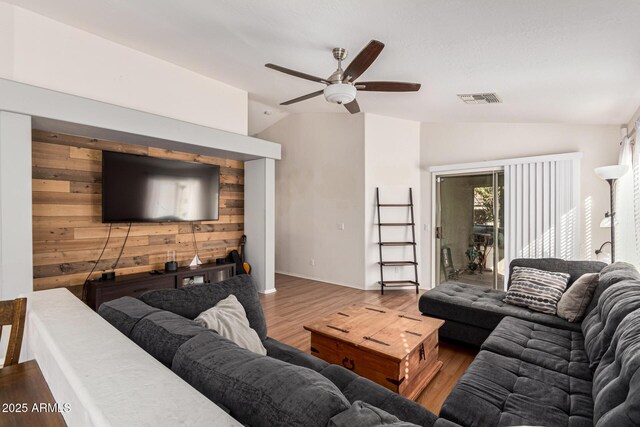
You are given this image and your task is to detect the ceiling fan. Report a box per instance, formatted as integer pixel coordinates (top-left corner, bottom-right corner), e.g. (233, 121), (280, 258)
(265, 40), (421, 114)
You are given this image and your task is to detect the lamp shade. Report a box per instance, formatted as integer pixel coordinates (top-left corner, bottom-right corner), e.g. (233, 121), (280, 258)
(595, 165), (629, 180)
(600, 216), (611, 228)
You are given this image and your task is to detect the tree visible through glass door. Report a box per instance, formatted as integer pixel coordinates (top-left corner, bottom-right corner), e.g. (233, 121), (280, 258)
(436, 172), (504, 289)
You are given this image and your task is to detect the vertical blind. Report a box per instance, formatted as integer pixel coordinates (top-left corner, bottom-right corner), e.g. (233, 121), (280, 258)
(504, 158), (581, 276)
(635, 133), (640, 265)
(616, 136), (635, 263)
(616, 124), (640, 266)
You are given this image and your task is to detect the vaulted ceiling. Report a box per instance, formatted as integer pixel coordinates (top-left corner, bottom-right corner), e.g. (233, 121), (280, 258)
(6, 0), (640, 126)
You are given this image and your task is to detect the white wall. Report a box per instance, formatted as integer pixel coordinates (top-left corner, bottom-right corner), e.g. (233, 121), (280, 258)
(364, 114), (421, 290)
(258, 113), (366, 288)
(420, 123), (620, 288)
(0, 4), (13, 78)
(244, 158), (276, 294)
(0, 111), (32, 300)
(0, 2), (248, 135)
(258, 112), (421, 290)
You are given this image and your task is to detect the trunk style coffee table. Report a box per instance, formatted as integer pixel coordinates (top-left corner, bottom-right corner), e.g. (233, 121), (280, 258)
(303, 303), (445, 400)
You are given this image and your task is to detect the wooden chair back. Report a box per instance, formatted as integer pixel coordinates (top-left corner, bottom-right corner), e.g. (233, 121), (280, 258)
(0, 298), (27, 367)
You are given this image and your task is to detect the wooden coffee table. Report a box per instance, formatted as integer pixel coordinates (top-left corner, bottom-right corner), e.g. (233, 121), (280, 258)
(303, 303), (444, 400)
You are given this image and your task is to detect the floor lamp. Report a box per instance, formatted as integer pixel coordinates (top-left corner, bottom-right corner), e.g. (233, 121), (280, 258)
(595, 165), (629, 262)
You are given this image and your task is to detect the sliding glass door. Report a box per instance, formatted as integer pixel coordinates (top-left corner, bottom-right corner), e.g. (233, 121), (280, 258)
(435, 171), (504, 289)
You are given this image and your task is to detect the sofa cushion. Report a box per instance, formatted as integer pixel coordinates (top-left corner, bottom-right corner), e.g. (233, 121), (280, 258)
(592, 308), (640, 426)
(433, 420), (462, 427)
(98, 296), (162, 336)
(437, 317), (492, 347)
(439, 350), (593, 427)
(139, 274), (268, 340)
(172, 331), (349, 427)
(481, 316), (591, 381)
(566, 260), (607, 286)
(328, 401), (420, 427)
(319, 365), (438, 427)
(129, 310), (209, 367)
(557, 273), (600, 322)
(585, 262), (640, 315)
(507, 258), (605, 289)
(262, 337), (329, 372)
(581, 281), (640, 370)
(419, 282), (581, 333)
(503, 267), (570, 314)
(599, 261), (638, 275)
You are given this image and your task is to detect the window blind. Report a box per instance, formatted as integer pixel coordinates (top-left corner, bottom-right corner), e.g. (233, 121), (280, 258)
(504, 158), (581, 283)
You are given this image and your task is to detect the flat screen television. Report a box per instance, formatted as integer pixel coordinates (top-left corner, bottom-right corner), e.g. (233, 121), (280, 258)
(102, 151), (220, 223)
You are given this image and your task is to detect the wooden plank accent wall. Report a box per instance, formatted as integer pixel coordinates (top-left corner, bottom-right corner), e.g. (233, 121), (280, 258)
(31, 129), (244, 293)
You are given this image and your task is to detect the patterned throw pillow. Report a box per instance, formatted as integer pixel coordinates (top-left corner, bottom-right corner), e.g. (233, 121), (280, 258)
(504, 266), (570, 314)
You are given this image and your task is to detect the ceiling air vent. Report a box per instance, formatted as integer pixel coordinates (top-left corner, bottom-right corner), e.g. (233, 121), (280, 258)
(457, 93), (501, 104)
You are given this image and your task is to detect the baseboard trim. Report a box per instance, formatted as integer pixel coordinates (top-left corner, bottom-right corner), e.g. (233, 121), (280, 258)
(259, 288), (277, 295)
(275, 271), (364, 290)
(367, 286), (417, 292)
(275, 271), (430, 293)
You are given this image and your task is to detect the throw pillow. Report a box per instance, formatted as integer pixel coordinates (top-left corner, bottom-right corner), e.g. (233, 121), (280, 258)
(194, 294), (267, 355)
(556, 272), (600, 322)
(503, 266), (570, 314)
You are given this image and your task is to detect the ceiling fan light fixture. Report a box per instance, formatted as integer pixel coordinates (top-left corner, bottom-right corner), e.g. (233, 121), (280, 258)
(267, 40), (419, 114)
(323, 83), (356, 104)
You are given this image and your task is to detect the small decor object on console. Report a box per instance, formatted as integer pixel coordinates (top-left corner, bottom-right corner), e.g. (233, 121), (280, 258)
(182, 275), (206, 287)
(165, 250), (178, 272)
(503, 266), (570, 314)
(189, 254), (203, 268)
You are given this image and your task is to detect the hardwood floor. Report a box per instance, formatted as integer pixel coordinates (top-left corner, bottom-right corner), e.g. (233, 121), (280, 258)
(0, 360), (66, 426)
(261, 274), (477, 415)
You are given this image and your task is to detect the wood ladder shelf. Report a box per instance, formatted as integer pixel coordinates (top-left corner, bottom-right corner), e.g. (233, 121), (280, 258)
(379, 241), (416, 246)
(376, 187), (420, 295)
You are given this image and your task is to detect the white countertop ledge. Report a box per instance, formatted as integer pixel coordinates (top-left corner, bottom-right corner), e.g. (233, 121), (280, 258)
(24, 288), (240, 427)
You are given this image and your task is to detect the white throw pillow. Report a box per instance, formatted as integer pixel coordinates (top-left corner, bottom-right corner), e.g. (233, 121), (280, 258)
(194, 294), (267, 355)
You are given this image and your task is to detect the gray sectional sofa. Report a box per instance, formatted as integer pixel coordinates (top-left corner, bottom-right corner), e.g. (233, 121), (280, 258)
(420, 259), (640, 426)
(98, 261), (640, 426)
(419, 258), (607, 346)
(98, 274), (448, 427)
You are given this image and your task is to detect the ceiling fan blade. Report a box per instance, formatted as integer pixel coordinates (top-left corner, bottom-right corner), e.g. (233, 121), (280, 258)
(280, 90), (324, 106)
(265, 63), (329, 84)
(343, 40), (385, 83)
(356, 81), (421, 92)
(343, 99), (360, 114)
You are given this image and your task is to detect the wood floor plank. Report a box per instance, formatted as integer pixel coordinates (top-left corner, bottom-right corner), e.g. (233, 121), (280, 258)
(261, 274), (477, 415)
